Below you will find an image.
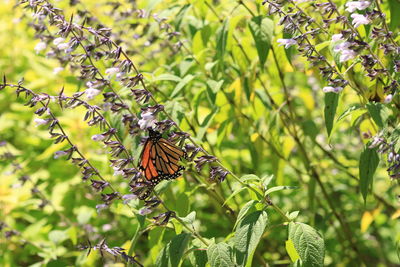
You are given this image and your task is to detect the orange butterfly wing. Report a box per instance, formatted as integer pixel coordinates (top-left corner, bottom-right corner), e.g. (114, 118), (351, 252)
(139, 134), (186, 185)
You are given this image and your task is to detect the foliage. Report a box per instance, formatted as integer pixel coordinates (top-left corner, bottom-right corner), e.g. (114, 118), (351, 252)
(1, 0), (400, 266)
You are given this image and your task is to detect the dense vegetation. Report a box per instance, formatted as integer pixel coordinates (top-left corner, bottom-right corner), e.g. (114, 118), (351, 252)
(1, 0), (400, 266)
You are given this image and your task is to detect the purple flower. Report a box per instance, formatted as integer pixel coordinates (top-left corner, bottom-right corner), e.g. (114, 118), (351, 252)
(277, 38), (297, 49)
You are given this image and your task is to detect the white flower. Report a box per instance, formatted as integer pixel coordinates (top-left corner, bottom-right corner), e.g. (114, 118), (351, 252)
(384, 94), (393, 103)
(91, 134), (106, 141)
(334, 42), (350, 53)
(334, 42), (357, 62)
(345, 1), (370, 12)
(53, 67), (64, 74)
(340, 49), (357, 62)
(34, 118), (49, 126)
(277, 38), (297, 49)
(53, 37), (65, 45)
(351, 14), (370, 28)
(105, 67), (120, 76)
(331, 34), (343, 42)
(138, 111), (156, 130)
(322, 86), (343, 93)
(57, 42), (69, 50)
(54, 150), (68, 159)
(34, 42), (47, 53)
(85, 88), (101, 100)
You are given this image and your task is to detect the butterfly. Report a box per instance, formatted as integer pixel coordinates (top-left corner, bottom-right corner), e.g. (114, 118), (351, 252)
(139, 129), (186, 186)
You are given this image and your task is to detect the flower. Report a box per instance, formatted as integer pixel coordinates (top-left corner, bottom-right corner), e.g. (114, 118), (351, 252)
(138, 111), (156, 130)
(350, 14), (370, 28)
(34, 118), (49, 126)
(34, 42), (46, 53)
(91, 134), (106, 141)
(54, 150), (68, 159)
(139, 207), (152, 215)
(322, 86), (343, 93)
(105, 67), (120, 76)
(277, 38), (297, 49)
(53, 67), (64, 74)
(331, 34), (343, 42)
(334, 42), (357, 62)
(53, 37), (65, 45)
(384, 94), (393, 103)
(57, 43), (69, 50)
(85, 88), (101, 100)
(345, 1), (370, 12)
(340, 49), (357, 62)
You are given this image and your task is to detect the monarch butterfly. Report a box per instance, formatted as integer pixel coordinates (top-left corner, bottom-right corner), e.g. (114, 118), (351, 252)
(139, 129), (186, 186)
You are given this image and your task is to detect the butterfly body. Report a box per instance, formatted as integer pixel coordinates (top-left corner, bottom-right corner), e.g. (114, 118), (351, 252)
(139, 129), (186, 186)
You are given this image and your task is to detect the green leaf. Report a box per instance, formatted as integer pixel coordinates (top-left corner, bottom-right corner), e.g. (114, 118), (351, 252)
(174, 4), (191, 30)
(216, 19), (230, 60)
(171, 74), (195, 97)
(207, 242), (235, 267)
(264, 185), (298, 196)
(389, 0), (400, 31)
(288, 222), (325, 267)
(248, 16), (273, 67)
(324, 92), (339, 137)
(154, 74), (182, 82)
(285, 239), (300, 263)
(359, 146), (380, 203)
(234, 200), (257, 230)
(337, 105), (362, 122)
(196, 107), (219, 140)
(234, 211), (268, 266)
(366, 102), (389, 129)
(189, 247), (208, 267)
(156, 233), (191, 267)
(240, 174), (260, 183)
(49, 230), (68, 244)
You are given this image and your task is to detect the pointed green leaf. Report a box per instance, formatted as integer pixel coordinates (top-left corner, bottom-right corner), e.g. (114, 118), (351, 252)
(234, 211), (268, 266)
(324, 92), (339, 136)
(359, 146), (379, 203)
(248, 16), (273, 67)
(156, 233), (191, 267)
(207, 242), (235, 267)
(288, 222), (325, 267)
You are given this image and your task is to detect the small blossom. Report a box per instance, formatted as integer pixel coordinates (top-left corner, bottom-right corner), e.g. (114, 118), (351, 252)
(85, 88), (101, 100)
(54, 150), (68, 159)
(113, 167), (124, 176)
(351, 14), (370, 28)
(139, 207), (152, 215)
(53, 67), (64, 74)
(331, 34), (343, 42)
(105, 67), (120, 76)
(53, 37), (65, 45)
(322, 86), (343, 93)
(34, 118), (49, 126)
(340, 49), (357, 62)
(91, 134), (106, 142)
(384, 94), (393, 104)
(138, 111), (156, 130)
(34, 42), (46, 53)
(96, 203), (109, 213)
(345, 1), (370, 12)
(277, 38), (297, 49)
(57, 43), (69, 50)
(122, 194), (138, 204)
